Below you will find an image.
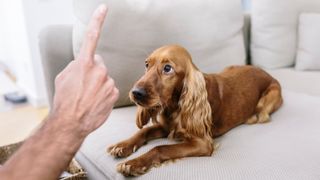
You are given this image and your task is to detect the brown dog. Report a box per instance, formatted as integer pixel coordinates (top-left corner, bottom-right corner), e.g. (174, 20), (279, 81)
(107, 45), (283, 176)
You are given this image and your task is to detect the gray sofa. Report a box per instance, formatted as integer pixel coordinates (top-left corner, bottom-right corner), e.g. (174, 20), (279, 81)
(39, 1), (320, 180)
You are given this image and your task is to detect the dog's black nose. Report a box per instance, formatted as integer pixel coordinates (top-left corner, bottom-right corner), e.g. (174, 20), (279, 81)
(132, 87), (147, 100)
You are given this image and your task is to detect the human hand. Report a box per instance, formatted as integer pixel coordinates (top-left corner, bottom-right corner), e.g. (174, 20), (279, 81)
(50, 4), (119, 137)
(0, 5), (118, 180)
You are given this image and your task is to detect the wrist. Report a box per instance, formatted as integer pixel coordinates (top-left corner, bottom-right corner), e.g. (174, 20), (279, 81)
(41, 113), (86, 154)
(49, 104), (93, 137)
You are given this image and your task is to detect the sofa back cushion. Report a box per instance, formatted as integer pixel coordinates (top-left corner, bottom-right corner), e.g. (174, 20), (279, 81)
(72, 0), (245, 107)
(295, 13), (320, 71)
(251, 0), (320, 69)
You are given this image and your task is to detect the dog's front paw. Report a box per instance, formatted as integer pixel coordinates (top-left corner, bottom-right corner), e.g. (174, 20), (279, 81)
(107, 141), (138, 158)
(117, 158), (152, 176)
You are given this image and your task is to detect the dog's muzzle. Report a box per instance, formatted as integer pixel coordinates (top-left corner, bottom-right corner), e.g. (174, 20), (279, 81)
(131, 87), (147, 101)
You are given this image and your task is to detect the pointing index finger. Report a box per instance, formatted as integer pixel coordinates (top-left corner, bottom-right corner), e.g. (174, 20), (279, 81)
(79, 4), (108, 62)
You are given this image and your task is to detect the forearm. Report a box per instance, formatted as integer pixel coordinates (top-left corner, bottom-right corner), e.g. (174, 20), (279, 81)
(0, 115), (85, 180)
(0, 4), (117, 179)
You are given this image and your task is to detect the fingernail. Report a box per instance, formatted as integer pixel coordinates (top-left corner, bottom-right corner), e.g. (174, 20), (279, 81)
(99, 4), (107, 14)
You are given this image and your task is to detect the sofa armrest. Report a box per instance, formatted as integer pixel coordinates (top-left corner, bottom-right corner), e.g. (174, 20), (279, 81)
(39, 25), (74, 107)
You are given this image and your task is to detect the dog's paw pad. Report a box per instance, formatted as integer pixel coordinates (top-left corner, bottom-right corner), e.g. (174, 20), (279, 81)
(117, 162), (148, 176)
(107, 143), (137, 158)
(245, 114), (258, 124)
(258, 113), (270, 123)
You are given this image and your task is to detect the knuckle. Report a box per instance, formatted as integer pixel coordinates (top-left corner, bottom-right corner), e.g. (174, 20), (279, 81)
(114, 87), (120, 97)
(108, 78), (115, 87)
(95, 67), (107, 82)
(94, 54), (103, 61)
(77, 56), (94, 69)
(54, 74), (61, 84)
(97, 66), (107, 75)
(86, 61), (94, 68)
(104, 67), (109, 76)
(96, 62), (107, 72)
(55, 73), (63, 83)
(93, 55), (108, 74)
(113, 88), (120, 101)
(78, 56), (93, 67)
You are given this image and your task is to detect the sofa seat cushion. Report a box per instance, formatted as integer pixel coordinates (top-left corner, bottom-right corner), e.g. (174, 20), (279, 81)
(76, 90), (320, 180)
(267, 68), (320, 97)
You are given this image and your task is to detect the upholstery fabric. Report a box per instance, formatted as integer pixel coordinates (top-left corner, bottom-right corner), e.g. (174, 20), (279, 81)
(76, 90), (320, 180)
(267, 68), (320, 97)
(72, 0), (246, 107)
(36, 14), (320, 180)
(251, 0), (320, 68)
(295, 13), (320, 70)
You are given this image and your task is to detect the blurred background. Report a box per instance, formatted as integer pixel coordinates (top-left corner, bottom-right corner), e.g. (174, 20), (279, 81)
(0, 0), (75, 145)
(0, 0), (75, 108)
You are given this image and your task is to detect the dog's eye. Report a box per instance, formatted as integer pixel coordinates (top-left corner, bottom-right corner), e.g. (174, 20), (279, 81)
(163, 64), (174, 74)
(145, 63), (149, 69)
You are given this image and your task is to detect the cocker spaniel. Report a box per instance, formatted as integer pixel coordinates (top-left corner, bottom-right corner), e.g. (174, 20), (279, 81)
(108, 45), (283, 176)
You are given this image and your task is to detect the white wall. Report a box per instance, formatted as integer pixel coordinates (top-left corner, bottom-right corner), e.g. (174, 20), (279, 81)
(242, 0), (251, 11)
(0, 0), (75, 107)
(0, 0), (34, 94)
(0, 21), (8, 64)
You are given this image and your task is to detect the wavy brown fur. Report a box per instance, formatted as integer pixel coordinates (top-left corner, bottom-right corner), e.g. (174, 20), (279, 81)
(179, 68), (213, 139)
(107, 45), (283, 177)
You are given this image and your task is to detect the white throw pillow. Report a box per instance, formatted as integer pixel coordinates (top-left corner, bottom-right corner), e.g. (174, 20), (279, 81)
(73, 0), (246, 107)
(295, 13), (320, 71)
(251, 0), (320, 69)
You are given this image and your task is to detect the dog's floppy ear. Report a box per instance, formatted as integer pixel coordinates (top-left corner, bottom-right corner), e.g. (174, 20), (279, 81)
(179, 66), (213, 138)
(136, 106), (158, 129)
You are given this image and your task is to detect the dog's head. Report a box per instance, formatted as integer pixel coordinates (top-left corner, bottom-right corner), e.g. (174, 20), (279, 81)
(130, 45), (195, 109)
(130, 45), (212, 137)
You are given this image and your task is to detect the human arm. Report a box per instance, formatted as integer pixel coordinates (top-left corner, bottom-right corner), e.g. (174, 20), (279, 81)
(0, 4), (118, 180)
